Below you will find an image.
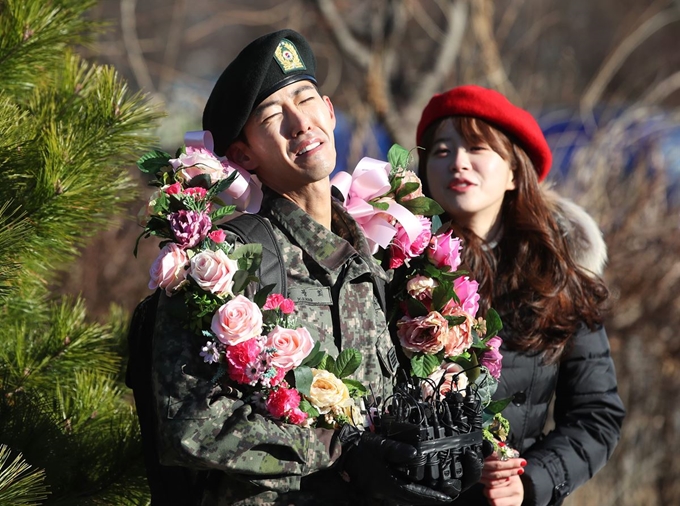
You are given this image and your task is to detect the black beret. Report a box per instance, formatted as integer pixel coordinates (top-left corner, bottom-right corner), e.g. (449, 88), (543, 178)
(202, 29), (317, 156)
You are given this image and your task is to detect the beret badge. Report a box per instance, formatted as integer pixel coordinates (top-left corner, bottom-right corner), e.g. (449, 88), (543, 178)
(274, 39), (306, 73)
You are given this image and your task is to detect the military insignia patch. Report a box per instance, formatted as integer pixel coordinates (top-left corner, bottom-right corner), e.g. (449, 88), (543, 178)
(274, 38), (306, 73)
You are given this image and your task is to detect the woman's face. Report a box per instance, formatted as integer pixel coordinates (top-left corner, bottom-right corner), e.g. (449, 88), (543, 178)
(425, 119), (515, 239)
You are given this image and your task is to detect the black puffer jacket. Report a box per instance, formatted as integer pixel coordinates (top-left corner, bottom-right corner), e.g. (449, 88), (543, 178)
(460, 193), (625, 505)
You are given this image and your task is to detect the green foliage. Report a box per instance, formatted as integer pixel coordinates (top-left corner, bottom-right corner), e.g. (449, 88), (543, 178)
(0, 445), (48, 505)
(0, 0), (161, 503)
(410, 353), (441, 378)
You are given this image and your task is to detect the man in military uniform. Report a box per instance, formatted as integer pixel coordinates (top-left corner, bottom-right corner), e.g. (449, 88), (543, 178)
(147, 29), (464, 505)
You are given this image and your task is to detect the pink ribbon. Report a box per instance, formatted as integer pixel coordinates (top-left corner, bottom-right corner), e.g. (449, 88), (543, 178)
(182, 131), (262, 214)
(331, 157), (423, 253)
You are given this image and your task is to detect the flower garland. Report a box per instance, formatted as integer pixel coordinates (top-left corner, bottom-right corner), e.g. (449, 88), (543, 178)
(332, 144), (513, 455)
(136, 130), (367, 429)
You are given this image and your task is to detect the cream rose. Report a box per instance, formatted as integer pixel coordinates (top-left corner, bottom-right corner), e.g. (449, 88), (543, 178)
(307, 369), (351, 414)
(148, 243), (188, 296)
(406, 275), (438, 301)
(189, 249), (238, 297)
(265, 326), (314, 372)
(211, 295), (263, 345)
(421, 362), (468, 401)
(440, 305), (475, 357)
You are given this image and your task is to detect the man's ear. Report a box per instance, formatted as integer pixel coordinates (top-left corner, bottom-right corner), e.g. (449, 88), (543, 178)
(226, 141), (256, 172)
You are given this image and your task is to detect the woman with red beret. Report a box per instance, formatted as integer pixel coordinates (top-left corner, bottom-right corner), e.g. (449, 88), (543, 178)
(415, 85), (625, 506)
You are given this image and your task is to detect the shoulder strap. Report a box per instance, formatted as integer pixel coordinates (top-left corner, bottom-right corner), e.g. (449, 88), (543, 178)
(221, 214), (287, 297)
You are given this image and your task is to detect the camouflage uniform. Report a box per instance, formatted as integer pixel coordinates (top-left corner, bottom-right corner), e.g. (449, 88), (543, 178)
(151, 190), (395, 505)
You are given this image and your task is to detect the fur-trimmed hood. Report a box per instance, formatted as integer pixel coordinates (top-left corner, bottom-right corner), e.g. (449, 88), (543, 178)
(542, 187), (608, 276)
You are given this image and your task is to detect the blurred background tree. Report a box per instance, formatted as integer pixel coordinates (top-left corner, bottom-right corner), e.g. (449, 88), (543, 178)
(0, 0), (160, 503)
(17, 0), (680, 504)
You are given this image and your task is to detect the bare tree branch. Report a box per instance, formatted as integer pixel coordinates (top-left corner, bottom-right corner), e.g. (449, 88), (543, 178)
(471, 0), (518, 101)
(159, 0), (187, 95)
(313, 0), (371, 69)
(642, 70), (680, 105)
(581, 7), (680, 113)
(401, 0), (468, 129)
(120, 0), (156, 94)
(183, 1), (295, 44)
(407, 0), (445, 43)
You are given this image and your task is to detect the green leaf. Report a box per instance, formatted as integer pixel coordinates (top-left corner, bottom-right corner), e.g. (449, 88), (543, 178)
(444, 315), (467, 327)
(343, 378), (368, 397)
(186, 173), (212, 189)
(137, 150), (171, 174)
(406, 297), (429, 318)
(231, 269), (251, 294)
(334, 348), (362, 379)
(318, 355), (336, 375)
(485, 308), (503, 338)
(401, 196), (445, 216)
(387, 143), (411, 170)
(253, 284), (276, 307)
(209, 205), (237, 223)
(485, 397), (512, 414)
(369, 200), (389, 211)
(230, 243), (263, 274)
(410, 353), (440, 378)
(431, 214), (444, 233)
(299, 398), (320, 418)
(395, 181), (421, 200)
(206, 170), (239, 200)
(293, 366), (314, 395)
(432, 280), (454, 311)
(300, 342), (323, 367)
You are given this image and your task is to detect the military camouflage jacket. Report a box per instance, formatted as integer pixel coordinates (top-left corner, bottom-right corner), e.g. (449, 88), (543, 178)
(151, 190), (394, 505)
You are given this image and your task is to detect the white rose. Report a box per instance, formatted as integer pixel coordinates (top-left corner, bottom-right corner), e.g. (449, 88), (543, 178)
(188, 249), (238, 297)
(307, 369), (351, 414)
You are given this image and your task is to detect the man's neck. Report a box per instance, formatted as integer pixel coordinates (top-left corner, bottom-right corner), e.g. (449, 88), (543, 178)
(280, 179), (333, 230)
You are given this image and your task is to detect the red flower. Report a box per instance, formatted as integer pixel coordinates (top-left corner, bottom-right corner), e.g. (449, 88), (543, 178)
(266, 387), (302, 419)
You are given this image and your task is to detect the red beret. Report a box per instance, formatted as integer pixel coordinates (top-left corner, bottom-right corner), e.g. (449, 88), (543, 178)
(416, 85), (552, 182)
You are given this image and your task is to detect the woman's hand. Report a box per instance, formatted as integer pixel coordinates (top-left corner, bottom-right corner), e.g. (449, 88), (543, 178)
(480, 457), (526, 506)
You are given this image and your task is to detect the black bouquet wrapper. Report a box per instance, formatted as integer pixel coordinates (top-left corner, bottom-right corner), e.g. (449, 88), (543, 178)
(372, 379), (486, 496)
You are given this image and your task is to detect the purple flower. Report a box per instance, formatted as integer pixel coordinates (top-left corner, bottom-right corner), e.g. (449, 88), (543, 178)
(168, 210), (211, 249)
(200, 341), (221, 364)
(480, 336), (503, 379)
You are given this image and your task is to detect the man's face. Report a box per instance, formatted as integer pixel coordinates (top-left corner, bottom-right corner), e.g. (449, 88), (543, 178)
(230, 81), (337, 195)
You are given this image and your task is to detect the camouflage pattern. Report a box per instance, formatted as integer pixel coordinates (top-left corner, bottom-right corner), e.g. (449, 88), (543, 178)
(151, 190), (395, 505)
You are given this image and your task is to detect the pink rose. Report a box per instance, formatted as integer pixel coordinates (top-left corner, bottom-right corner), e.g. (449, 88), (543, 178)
(279, 298), (295, 314)
(265, 326), (314, 371)
(266, 386), (302, 419)
(453, 276), (480, 317)
(164, 182), (182, 195)
(263, 294), (285, 310)
(396, 311), (448, 354)
(440, 304), (475, 357)
(481, 336), (503, 379)
(406, 275), (438, 302)
(427, 231), (462, 272)
(148, 243), (189, 296)
(168, 210), (212, 249)
(421, 362), (469, 400)
(389, 217), (432, 269)
(208, 229), (226, 244)
(225, 337), (266, 385)
(211, 295), (263, 345)
(171, 149), (227, 185)
(189, 249), (238, 297)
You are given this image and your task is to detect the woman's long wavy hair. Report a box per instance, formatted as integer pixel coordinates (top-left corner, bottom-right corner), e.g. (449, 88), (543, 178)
(418, 117), (609, 363)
